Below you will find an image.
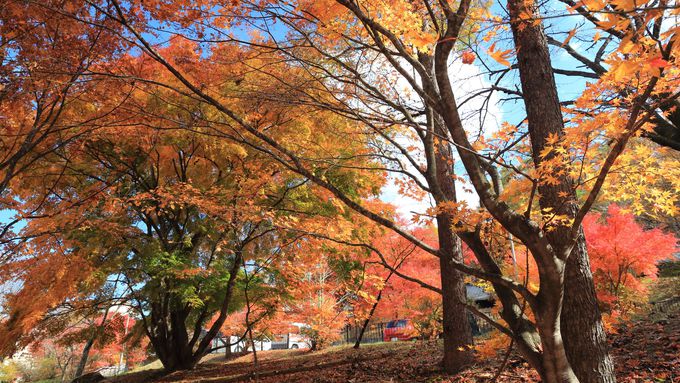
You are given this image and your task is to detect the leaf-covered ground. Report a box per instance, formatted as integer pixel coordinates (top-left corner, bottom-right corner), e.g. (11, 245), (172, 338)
(110, 312), (680, 383)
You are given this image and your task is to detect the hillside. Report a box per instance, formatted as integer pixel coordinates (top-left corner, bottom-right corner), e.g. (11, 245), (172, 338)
(108, 312), (680, 383)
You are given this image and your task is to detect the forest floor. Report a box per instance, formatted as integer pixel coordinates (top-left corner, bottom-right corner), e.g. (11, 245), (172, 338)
(109, 311), (680, 383)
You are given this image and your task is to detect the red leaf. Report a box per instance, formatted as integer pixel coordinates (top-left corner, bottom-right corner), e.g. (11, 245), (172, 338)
(649, 56), (669, 68)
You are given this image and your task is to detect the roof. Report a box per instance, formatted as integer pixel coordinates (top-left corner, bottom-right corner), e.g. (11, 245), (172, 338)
(465, 284), (493, 302)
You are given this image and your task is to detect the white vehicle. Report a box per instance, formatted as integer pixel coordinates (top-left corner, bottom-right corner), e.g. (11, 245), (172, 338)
(209, 335), (271, 353)
(210, 323), (311, 353)
(280, 322), (311, 349)
(271, 332), (309, 349)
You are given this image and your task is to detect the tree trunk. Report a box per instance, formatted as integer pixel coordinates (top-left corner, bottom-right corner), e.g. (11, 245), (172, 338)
(417, 54), (474, 373)
(74, 338), (95, 379)
(354, 289), (383, 348)
(432, 110), (474, 373)
(534, 284), (578, 383)
(247, 327), (260, 381)
(225, 335), (232, 359)
(537, 323), (579, 383)
(504, 0), (617, 381)
(561, 231), (616, 383)
(437, 214), (474, 373)
(157, 343), (197, 372)
(151, 314), (198, 372)
(74, 306), (112, 378)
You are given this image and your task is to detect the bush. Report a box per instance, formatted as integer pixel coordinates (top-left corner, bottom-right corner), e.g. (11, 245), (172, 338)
(0, 361), (21, 382)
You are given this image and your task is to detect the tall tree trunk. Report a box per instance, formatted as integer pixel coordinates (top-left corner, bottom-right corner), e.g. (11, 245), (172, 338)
(418, 52), (475, 373)
(437, 222), (474, 373)
(74, 338), (95, 379)
(432, 111), (474, 373)
(434, 130), (474, 372)
(225, 335), (232, 359)
(505, 0), (617, 381)
(561, 231), (616, 383)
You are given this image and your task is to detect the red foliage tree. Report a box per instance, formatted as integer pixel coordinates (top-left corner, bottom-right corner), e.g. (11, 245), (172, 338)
(583, 205), (678, 312)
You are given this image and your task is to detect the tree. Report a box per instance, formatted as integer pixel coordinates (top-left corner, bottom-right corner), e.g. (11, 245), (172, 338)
(2, 0), (679, 381)
(0, 0), (128, 242)
(369, 226), (444, 339)
(0, 39), (384, 371)
(584, 205), (678, 313)
(73, 0), (671, 379)
(533, 1), (680, 152)
(0, 115), (283, 370)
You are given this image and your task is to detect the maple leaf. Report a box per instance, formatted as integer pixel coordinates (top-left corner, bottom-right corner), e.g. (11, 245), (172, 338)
(560, 28), (577, 47)
(461, 50), (476, 64)
(648, 56), (669, 68)
(487, 43), (513, 67)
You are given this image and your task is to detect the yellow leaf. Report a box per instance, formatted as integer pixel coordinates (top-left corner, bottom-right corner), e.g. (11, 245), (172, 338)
(488, 43), (512, 67)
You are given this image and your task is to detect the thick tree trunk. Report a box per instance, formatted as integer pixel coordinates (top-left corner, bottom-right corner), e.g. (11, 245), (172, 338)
(149, 307), (200, 372)
(504, 0), (617, 381)
(562, 232), (616, 383)
(156, 342), (197, 372)
(149, 250), (244, 372)
(437, 214), (474, 373)
(534, 282), (578, 383)
(537, 324), (579, 383)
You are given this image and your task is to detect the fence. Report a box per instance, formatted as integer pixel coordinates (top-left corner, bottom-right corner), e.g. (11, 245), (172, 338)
(271, 334), (290, 350)
(340, 322), (386, 345)
(337, 311), (496, 346)
(652, 296), (680, 313)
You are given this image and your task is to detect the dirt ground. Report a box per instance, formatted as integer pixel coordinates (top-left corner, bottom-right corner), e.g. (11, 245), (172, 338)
(107, 311), (680, 383)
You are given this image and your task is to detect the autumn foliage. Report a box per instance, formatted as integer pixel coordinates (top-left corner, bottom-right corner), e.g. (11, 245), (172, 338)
(2, 0), (680, 382)
(584, 205), (677, 313)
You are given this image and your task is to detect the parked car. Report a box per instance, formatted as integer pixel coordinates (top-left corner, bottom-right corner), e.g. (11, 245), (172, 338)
(383, 319), (418, 342)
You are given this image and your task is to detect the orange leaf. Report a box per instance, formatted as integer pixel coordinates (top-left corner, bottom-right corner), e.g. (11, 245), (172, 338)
(561, 28), (577, 47)
(648, 56), (669, 68)
(488, 43), (512, 67)
(461, 50), (476, 64)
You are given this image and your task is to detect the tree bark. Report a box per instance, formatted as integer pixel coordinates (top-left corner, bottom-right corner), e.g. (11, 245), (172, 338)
(536, 320), (578, 383)
(74, 338), (95, 379)
(437, 222), (474, 373)
(432, 111), (474, 373)
(434, 116), (473, 371)
(561, 231), (616, 383)
(504, 0), (617, 381)
(225, 335), (232, 359)
(418, 52), (475, 373)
